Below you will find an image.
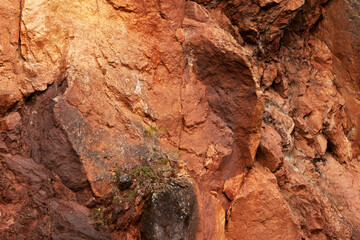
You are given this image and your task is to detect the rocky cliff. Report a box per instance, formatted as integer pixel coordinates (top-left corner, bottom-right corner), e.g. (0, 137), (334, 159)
(1, 0), (360, 239)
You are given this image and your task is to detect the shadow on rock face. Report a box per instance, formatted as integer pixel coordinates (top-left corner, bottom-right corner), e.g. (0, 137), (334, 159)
(20, 79), (90, 193)
(141, 179), (198, 240)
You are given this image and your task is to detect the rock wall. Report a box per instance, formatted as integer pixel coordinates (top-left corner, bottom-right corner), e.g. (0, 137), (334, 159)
(1, 0), (360, 239)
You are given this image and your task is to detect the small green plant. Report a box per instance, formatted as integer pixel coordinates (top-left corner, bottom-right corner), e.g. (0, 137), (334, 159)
(144, 129), (149, 136)
(143, 124), (158, 137)
(125, 189), (137, 202)
(89, 208), (102, 220)
(90, 164), (174, 232)
(162, 157), (170, 165)
(89, 207), (109, 230)
(144, 124), (168, 138)
(149, 125), (157, 132)
(132, 165), (152, 174)
(143, 124), (176, 166)
(131, 165), (158, 182)
(114, 170), (120, 181)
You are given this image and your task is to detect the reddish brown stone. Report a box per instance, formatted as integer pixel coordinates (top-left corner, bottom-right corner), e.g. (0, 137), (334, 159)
(314, 134), (327, 156)
(262, 63), (277, 88)
(223, 173), (245, 201)
(0, 0), (360, 239)
(226, 165), (301, 240)
(0, 112), (21, 131)
(257, 124), (284, 172)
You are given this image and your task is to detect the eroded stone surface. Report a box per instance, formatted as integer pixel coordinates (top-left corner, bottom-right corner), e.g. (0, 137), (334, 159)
(1, 0), (360, 239)
(141, 179), (197, 240)
(0, 154), (109, 239)
(226, 165), (301, 240)
(257, 124), (284, 172)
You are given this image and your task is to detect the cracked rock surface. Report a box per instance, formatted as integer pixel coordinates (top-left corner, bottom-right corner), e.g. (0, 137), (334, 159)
(1, 0), (360, 239)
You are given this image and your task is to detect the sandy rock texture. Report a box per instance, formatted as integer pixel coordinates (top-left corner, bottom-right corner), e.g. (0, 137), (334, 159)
(1, 0), (360, 239)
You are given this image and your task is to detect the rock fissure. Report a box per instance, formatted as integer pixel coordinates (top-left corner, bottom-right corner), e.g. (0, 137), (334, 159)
(18, 0), (24, 61)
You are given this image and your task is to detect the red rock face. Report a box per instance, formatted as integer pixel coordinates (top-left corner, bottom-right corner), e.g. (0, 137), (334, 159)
(226, 165), (301, 240)
(1, 0), (360, 239)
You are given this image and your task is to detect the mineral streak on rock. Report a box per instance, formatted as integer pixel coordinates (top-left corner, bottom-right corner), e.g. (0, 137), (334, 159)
(1, 0), (360, 239)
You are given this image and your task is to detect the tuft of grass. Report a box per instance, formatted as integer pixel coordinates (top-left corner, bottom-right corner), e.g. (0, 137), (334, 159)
(125, 189), (137, 202)
(150, 125), (157, 132)
(162, 157), (170, 165)
(114, 170), (120, 181)
(132, 166), (152, 174)
(144, 124), (167, 138)
(144, 129), (149, 136)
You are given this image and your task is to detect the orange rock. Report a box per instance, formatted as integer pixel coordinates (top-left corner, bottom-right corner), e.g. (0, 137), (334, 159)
(0, 112), (21, 131)
(317, 0), (360, 159)
(257, 0), (282, 8)
(223, 173), (245, 201)
(220, 0), (304, 46)
(0, 140), (8, 153)
(226, 165), (301, 240)
(319, 154), (360, 228)
(264, 104), (294, 150)
(195, 190), (226, 240)
(314, 134), (327, 156)
(175, 28), (185, 43)
(307, 111), (323, 135)
(0, 0), (27, 116)
(295, 137), (315, 158)
(261, 62), (277, 88)
(1, 0), (360, 238)
(257, 124), (284, 172)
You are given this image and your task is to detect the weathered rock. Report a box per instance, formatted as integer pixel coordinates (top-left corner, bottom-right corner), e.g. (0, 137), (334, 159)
(116, 173), (132, 191)
(0, 82), (22, 116)
(219, 0), (305, 47)
(277, 152), (355, 239)
(261, 62), (277, 88)
(85, 197), (98, 209)
(223, 173), (245, 201)
(226, 165), (301, 240)
(0, 154), (109, 239)
(0, 0), (25, 116)
(141, 179), (197, 240)
(1, 0), (360, 239)
(194, 190), (226, 240)
(317, 0), (360, 159)
(314, 134), (328, 156)
(183, 1), (264, 169)
(0, 112), (21, 132)
(263, 104), (294, 150)
(19, 83), (91, 195)
(49, 200), (110, 240)
(318, 154), (360, 228)
(257, 124), (284, 172)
